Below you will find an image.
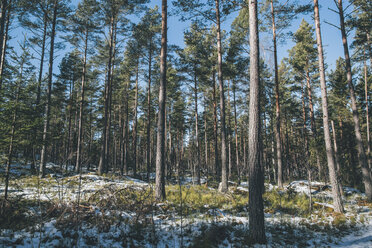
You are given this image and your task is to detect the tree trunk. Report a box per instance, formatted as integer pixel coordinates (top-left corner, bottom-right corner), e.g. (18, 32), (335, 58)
(147, 45), (152, 181)
(155, 0), (167, 201)
(0, 0), (10, 89)
(167, 115), (172, 179)
(204, 104), (208, 181)
(270, 0), (283, 188)
(301, 80), (313, 210)
(212, 69), (219, 179)
(106, 24), (117, 173)
(364, 50), (371, 169)
(331, 120), (344, 195)
(98, 15), (115, 175)
(65, 76), (75, 171)
(0, 0), (8, 76)
(306, 68), (322, 180)
(39, 0), (58, 177)
(194, 68), (200, 184)
(227, 80), (232, 180)
(314, 0), (344, 211)
(75, 29), (89, 173)
(233, 80), (240, 183)
(32, 6), (48, 172)
(132, 60), (139, 177)
(271, 133), (276, 183)
(243, 134), (246, 177)
(248, 0), (266, 243)
(337, 0), (372, 201)
(214, 0), (228, 192)
(123, 84), (129, 175)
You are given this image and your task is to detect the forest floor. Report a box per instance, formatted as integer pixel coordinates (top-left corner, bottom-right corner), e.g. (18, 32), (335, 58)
(0, 163), (371, 247)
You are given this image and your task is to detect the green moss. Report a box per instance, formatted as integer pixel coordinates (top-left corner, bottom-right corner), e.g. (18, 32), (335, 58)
(332, 213), (347, 230)
(264, 190), (310, 216)
(165, 185), (249, 215)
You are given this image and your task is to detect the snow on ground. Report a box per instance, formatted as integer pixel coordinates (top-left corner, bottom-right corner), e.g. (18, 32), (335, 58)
(330, 219), (372, 247)
(1, 164), (372, 247)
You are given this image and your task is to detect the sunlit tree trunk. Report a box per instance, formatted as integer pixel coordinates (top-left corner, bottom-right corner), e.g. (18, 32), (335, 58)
(270, 0), (283, 188)
(214, 0), (228, 192)
(155, 0), (167, 201)
(314, 0), (344, 211)
(40, 0), (58, 177)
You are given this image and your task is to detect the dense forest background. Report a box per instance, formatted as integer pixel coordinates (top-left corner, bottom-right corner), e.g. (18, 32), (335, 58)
(0, 0), (371, 245)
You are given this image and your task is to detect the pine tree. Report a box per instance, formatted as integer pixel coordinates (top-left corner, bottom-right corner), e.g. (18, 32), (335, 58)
(155, 0), (167, 201)
(248, 0), (266, 244)
(314, 0), (344, 212)
(336, 0), (372, 201)
(2, 37), (35, 207)
(66, 0), (101, 173)
(40, 0), (63, 177)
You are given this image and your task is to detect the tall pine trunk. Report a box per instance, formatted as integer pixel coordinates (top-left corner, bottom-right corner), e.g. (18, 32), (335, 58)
(212, 70), (219, 179)
(147, 45), (152, 181)
(155, 0), (167, 201)
(75, 29), (89, 173)
(122, 83), (129, 175)
(364, 50), (371, 169)
(32, 6), (48, 172)
(0, 0), (8, 75)
(337, 0), (372, 201)
(331, 120), (344, 195)
(233, 80), (240, 183)
(204, 104), (208, 178)
(39, 0), (58, 177)
(227, 80), (232, 180)
(0, 0), (10, 89)
(301, 80), (312, 208)
(214, 0), (228, 192)
(314, 0), (344, 211)
(194, 68), (200, 184)
(98, 15), (115, 175)
(270, 0), (283, 188)
(248, 0), (266, 243)
(132, 60), (139, 177)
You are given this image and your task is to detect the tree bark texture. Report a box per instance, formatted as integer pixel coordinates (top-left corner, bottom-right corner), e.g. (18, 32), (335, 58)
(155, 0), (167, 201)
(248, 0), (266, 243)
(314, 0), (344, 211)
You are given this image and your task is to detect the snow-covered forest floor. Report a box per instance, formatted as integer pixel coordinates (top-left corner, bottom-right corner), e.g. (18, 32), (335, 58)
(1, 163), (371, 247)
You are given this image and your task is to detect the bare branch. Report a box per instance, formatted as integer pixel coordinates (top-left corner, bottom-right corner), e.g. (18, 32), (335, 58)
(324, 20), (341, 30)
(328, 7), (340, 14)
